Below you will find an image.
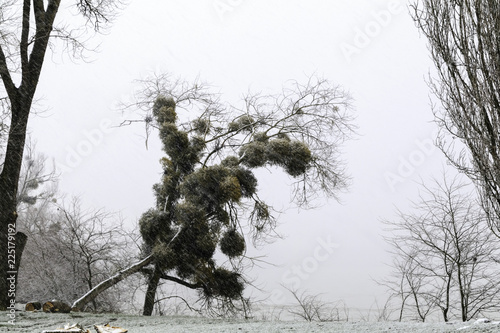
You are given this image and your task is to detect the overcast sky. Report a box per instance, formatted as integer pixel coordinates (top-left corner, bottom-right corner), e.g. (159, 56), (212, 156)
(27, 0), (448, 311)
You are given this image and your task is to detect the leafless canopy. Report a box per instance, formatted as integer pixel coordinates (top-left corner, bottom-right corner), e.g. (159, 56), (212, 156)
(411, 0), (500, 236)
(382, 174), (500, 322)
(0, 0), (125, 153)
(18, 196), (136, 312)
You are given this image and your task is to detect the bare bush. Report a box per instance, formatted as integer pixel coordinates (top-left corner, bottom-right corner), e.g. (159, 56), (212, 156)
(285, 286), (349, 322)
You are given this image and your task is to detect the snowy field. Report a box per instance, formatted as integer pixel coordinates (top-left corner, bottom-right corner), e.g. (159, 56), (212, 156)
(2, 312), (500, 333)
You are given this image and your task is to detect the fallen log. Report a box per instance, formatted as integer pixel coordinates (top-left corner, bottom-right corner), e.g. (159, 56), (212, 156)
(72, 229), (181, 311)
(43, 300), (72, 313)
(25, 301), (42, 311)
(71, 254), (154, 310)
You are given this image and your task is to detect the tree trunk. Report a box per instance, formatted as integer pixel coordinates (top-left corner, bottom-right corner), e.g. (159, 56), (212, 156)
(72, 254), (153, 311)
(456, 264), (467, 322)
(142, 264), (161, 316)
(14, 232), (27, 272)
(443, 271), (452, 322)
(142, 229), (182, 316)
(0, 101), (31, 310)
(398, 293), (410, 322)
(0, 209), (17, 310)
(85, 260), (98, 311)
(0, 0), (61, 310)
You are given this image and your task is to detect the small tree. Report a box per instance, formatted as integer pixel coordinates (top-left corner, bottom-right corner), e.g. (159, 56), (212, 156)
(383, 174), (500, 322)
(383, 250), (437, 322)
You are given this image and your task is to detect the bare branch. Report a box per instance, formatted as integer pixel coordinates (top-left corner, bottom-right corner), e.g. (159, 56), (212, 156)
(382, 172), (500, 321)
(411, 0), (500, 236)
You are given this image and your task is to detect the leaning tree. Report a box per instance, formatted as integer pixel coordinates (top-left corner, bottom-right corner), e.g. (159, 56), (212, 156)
(411, 0), (500, 236)
(133, 75), (355, 316)
(0, 0), (122, 309)
(71, 74), (355, 315)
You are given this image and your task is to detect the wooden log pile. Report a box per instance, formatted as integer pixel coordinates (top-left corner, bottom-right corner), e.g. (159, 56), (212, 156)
(25, 300), (72, 313)
(25, 300), (128, 332)
(42, 300), (72, 313)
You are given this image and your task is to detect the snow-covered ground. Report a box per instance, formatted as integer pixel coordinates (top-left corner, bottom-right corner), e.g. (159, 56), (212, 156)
(2, 312), (500, 333)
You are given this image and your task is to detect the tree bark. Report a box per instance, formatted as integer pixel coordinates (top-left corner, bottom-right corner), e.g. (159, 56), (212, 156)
(142, 264), (161, 316)
(0, 102), (32, 310)
(14, 232), (27, 273)
(25, 301), (41, 311)
(0, 0), (61, 310)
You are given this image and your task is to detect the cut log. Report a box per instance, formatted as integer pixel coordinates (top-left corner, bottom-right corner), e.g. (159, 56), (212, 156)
(25, 301), (42, 311)
(42, 300), (72, 313)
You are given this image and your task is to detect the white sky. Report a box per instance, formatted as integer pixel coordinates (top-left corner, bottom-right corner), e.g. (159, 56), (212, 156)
(28, 0), (447, 311)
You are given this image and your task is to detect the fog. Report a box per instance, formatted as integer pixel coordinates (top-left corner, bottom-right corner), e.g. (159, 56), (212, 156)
(29, 0), (444, 312)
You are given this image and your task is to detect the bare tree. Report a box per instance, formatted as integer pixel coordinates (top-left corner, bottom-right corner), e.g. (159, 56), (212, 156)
(383, 174), (500, 322)
(411, 0), (500, 236)
(382, 250), (437, 322)
(17, 196), (135, 312)
(56, 198), (132, 311)
(0, 0), (123, 309)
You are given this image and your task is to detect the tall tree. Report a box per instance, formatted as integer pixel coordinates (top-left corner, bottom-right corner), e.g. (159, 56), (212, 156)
(132, 75), (355, 316)
(411, 0), (500, 236)
(0, 0), (121, 310)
